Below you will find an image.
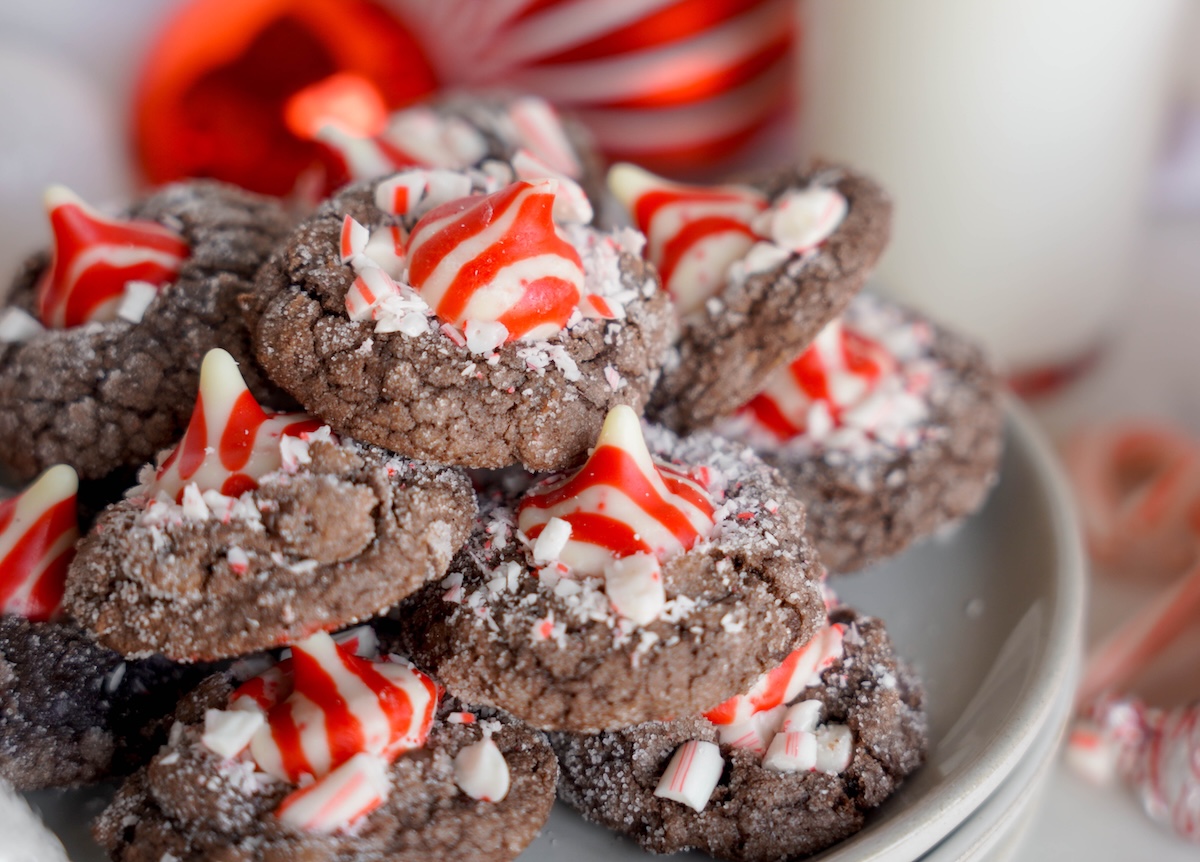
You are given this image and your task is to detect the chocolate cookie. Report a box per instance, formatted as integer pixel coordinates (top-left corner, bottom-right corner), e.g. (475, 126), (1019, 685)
(724, 293), (1004, 573)
(0, 180), (293, 483)
(248, 171), (674, 471)
(396, 406), (825, 733)
(552, 607), (927, 861)
(94, 632), (558, 862)
(64, 350), (477, 660)
(65, 435), (474, 661)
(611, 162), (891, 435)
(0, 615), (220, 790)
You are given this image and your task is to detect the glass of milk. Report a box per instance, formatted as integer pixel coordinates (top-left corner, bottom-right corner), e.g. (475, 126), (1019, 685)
(800, 0), (1183, 383)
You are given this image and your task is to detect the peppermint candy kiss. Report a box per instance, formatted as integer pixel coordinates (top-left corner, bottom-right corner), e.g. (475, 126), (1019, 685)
(608, 163), (766, 315)
(704, 623), (846, 736)
(407, 180), (585, 342)
(0, 465), (79, 622)
(145, 349), (323, 502)
(239, 631), (439, 784)
(35, 186), (189, 329)
(517, 405), (715, 577)
(740, 319), (897, 442)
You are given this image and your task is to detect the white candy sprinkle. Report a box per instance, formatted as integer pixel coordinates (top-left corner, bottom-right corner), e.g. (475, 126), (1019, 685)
(454, 735), (511, 802)
(116, 280), (159, 323)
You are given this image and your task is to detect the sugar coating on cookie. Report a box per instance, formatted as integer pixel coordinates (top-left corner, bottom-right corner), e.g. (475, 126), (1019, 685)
(93, 635), (558, 862)
(0, 180), (294, 482)
(64, 353), (477, 660)
(722, 293), (1005, 573)
(637, 163), (893, 435)
(249, 167), (674, 471)
(396, 410), (824, 733)
(552, 608), (928, 862)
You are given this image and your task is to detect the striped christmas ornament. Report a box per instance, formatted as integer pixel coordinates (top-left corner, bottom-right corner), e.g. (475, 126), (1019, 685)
(35, 186), (189, 330)
(0, 465), (79, 623)
(608, 162), (766, 315)
(738, 319), (897, 442)
(517, 404), (715, 577)
(406, 180), (585, 341)
(237, 630), (440, 784)
(145, 349), (323, 503)
(135, 0), (795, 194)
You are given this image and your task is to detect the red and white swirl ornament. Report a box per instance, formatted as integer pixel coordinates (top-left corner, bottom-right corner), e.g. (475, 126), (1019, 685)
(608, 163), (766, 315)
(407, 180), (585, 341)
(0, 465), (79, 623)
(234, 630), (439, 783)
(392, 0), (796, 172)
(145, 349), (323, 503)
(35, 186), (189, 330)
(517, 405), (715, 578)
(739, 319), (897, 442)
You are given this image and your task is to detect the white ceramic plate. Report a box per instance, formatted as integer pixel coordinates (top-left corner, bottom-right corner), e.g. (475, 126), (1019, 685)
(27, 398), (1085, 861)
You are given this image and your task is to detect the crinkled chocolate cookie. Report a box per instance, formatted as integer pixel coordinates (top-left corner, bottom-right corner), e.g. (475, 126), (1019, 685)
(396, 407), (824, 733)
(724, 293), (1004, 573)
(0, 181), (292, 482)
(552, 607), (927, 861)
(248, 172), (673, 471)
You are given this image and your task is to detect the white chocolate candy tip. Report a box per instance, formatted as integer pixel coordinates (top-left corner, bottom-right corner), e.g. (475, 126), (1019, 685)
(31, 464), (79, 502)
(594, 404), (645, 453)
(453, 735), (511, 802)
(42, 183), (82, 211)
(199, 347), (244, 396)
(655, 740), (724, 812)
(606, 162), (658, 210)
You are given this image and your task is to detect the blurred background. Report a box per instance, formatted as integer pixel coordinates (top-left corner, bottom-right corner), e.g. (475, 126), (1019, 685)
(1, 0), (1199, 857)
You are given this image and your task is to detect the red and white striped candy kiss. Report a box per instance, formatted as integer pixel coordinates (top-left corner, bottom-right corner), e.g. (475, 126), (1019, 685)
(0, 465), (79, 623)
(608, 162), (766, 315)
(406, 180), (585, 342)
(704, 621), (846, 728)
(243, 631), (439, 783)
(146, 349), (323, 503)
(35, 186), (189, 330)
(739, 319), (896, 442)
(517, 405), (715, 577)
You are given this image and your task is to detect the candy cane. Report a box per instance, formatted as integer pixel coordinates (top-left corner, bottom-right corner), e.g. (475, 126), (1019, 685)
(276, 752), (392, 834)
(35, 186), (189, 329)
(517, 405), (715, 578)
(0, 465), (79, 622)
(145, 349), (324, 503)
(654, 739), (724, 812)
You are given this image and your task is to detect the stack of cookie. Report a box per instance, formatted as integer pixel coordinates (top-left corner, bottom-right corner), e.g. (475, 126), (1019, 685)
(0, 93), (1003, 861)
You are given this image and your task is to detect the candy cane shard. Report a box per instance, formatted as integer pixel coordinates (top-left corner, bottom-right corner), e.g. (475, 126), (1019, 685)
(35, 185), (189, 329)
(0, 464), (79, 622)
(247, 631), (439, 784)
(738, 319), (898, 442)
(603, 552), (666, 626)
(144, 349), (323, 503)
(654, 740), (724, 812)
(453, 734), (511, 802)
(276, 752), (392, 835)
(517, 405), (716, 578)
(201, 707), (265, 760)
(607, 162), (766, 315)
(407, 180), (585, 342)
(750, 186), (848, 254)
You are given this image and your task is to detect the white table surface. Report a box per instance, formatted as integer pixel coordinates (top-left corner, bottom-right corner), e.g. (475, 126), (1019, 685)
(1011, 214), (1200, 861)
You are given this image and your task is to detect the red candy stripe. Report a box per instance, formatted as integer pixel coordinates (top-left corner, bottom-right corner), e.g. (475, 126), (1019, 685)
(0, 465), (80, 622)
(517, 405), (715, 575)
(407, 180), (584, 341)
(148, 349), (323, 503)
(35, 186), (189, 329)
